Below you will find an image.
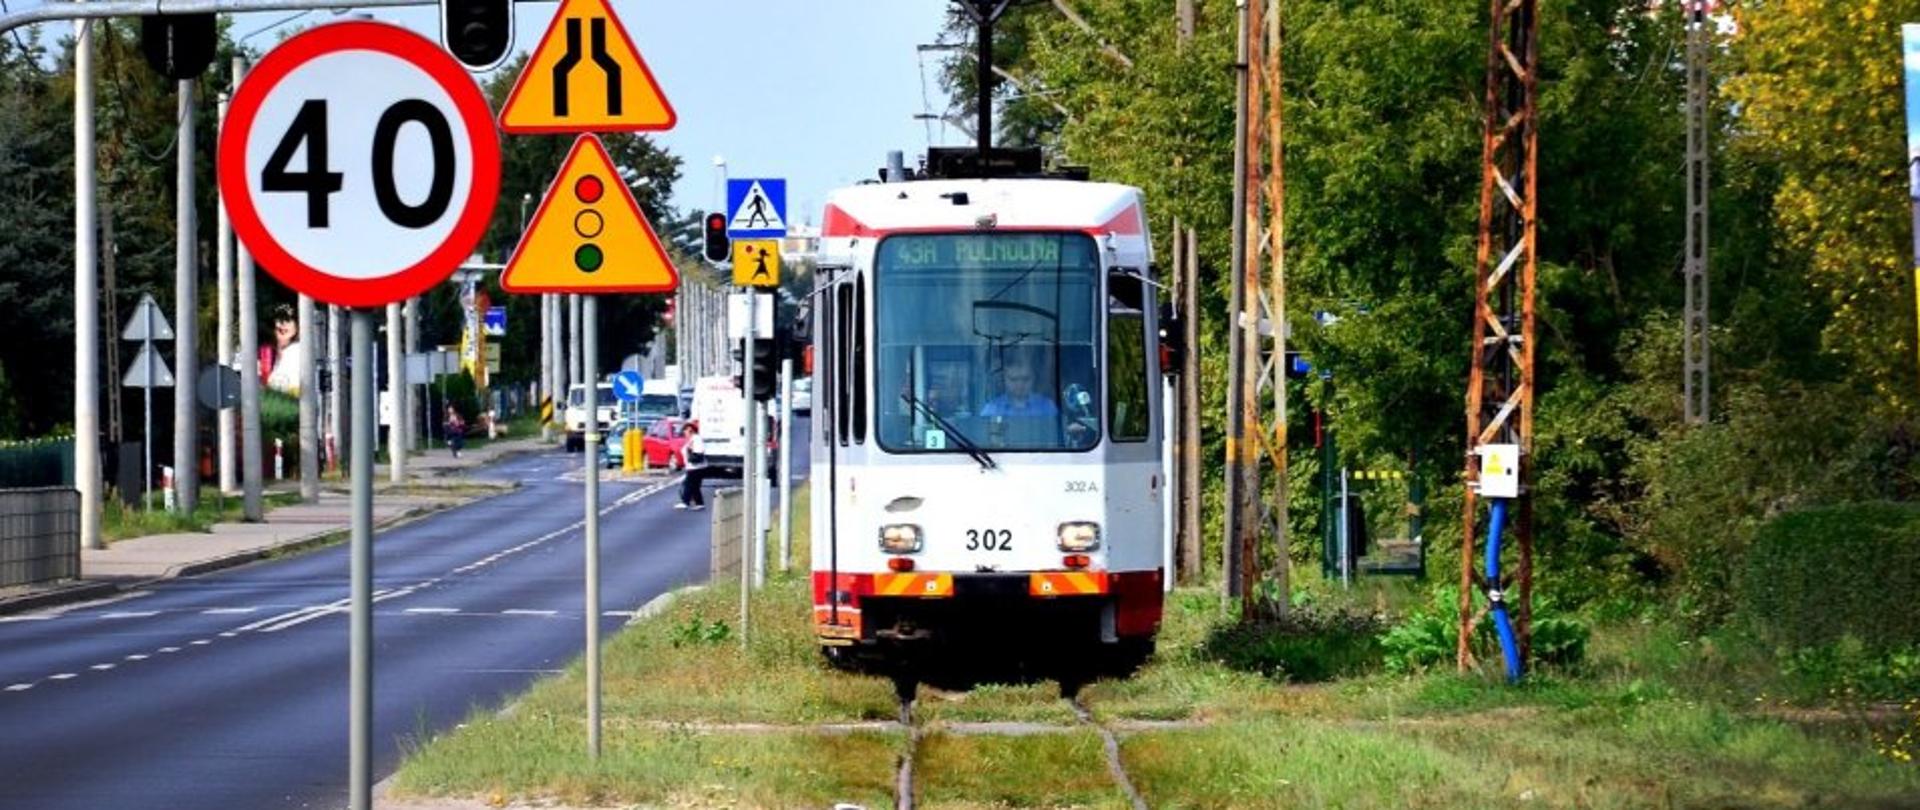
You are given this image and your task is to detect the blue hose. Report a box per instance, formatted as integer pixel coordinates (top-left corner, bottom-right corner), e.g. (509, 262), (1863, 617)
(1486, 499), (1523, 683)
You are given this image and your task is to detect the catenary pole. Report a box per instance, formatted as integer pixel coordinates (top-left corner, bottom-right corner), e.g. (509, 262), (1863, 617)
(386, 302), (405, 482)
(73, 14), (101, 548)
(173, 77), (200, 514)
(215, 82), (237, 495)
(328, 304), (344, 471)
(234, 57), (263, 522)
(298, 294), (319, 500)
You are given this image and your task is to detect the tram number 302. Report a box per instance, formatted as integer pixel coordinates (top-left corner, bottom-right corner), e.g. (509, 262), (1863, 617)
(965, 529), (1013, 551)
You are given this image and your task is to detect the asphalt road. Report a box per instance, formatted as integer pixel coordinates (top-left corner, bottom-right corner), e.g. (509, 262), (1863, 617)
(0, 425), (808, 810)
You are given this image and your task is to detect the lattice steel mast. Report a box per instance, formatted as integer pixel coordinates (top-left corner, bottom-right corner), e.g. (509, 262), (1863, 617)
(1459, 0), (1539, 670)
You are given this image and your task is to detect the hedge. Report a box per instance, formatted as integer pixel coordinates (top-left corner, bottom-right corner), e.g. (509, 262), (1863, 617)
(1739, 502), (1920, 651)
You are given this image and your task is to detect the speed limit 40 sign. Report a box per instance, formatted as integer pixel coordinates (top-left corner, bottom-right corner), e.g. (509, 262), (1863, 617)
(219, 22), (501, 308)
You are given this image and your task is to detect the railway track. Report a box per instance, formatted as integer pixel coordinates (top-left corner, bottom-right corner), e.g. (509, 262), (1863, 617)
(890, 688), (1149, 810)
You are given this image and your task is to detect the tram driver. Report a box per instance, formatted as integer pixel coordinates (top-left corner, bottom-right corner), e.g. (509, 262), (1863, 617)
(981, 359), (1096, 449)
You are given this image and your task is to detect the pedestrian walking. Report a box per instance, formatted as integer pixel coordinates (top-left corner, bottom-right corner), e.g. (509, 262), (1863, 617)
(444, 405), (467, 458)
(676, 421), (712, 510)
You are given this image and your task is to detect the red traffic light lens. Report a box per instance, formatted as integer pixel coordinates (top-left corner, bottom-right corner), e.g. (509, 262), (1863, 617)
(706, 213), (726, 230)
(574, 175), (604, 203)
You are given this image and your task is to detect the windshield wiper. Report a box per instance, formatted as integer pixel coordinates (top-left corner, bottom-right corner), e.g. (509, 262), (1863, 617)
(900, 391), (996, 470)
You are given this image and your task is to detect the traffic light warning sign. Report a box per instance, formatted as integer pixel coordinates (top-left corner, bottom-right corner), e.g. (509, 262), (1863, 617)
(501, 134), (679, 294)
(497, 0), (675, 133)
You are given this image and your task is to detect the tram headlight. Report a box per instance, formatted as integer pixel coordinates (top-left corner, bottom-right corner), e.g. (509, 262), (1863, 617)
(879, 524), (923, 554)
(1056, 522), (1102, 552)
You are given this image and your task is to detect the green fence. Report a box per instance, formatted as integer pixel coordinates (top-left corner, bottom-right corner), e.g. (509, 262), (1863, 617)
(0, 436), (75, 489)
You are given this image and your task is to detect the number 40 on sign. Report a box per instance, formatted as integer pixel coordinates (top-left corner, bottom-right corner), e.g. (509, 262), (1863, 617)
(220, 22), (502, 308)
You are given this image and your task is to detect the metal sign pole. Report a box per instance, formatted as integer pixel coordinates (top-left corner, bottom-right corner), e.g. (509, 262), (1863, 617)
(143, 305), (155, 511)
(777, 357), (793, 572)
(582, 296), (602, 760)
(740, 291), (757, 647)
(348, 309), (375, 810)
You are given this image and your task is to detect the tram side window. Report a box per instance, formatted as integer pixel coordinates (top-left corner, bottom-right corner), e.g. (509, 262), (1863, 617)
(1109, 274), (1151, 442)
(853, 275), (868, 444)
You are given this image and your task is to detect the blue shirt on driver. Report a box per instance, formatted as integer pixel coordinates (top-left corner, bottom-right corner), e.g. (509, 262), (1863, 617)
(978, 394), (1059, 418)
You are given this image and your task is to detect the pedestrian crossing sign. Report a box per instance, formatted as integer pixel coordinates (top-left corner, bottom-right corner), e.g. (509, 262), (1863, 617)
(725, 178), (786, 238)
(732, 239), (781, 288)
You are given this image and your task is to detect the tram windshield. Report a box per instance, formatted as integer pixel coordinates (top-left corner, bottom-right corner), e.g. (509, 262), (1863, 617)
(875, 232), (1101, 453)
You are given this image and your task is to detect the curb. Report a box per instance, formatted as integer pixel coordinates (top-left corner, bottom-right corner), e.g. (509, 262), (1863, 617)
(0, 485), (521, 616)
(0, 580), (122, 614)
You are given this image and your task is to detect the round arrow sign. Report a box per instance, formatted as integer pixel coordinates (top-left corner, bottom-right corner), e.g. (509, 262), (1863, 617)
(219, 21), (501, 308)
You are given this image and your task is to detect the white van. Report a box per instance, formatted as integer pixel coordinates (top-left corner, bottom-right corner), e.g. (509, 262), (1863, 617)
(689, 375), (777, 480)
(564, 382), (616, 452)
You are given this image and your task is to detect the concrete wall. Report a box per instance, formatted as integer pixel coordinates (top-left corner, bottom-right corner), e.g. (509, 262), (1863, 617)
(0, 488), (80, 587)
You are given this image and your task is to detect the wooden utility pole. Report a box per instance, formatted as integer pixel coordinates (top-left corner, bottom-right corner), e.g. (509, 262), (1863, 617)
(1225, 0), (1288, 618)
(1460, 0), (1540, 671)
(1179, 226), (1202, 584)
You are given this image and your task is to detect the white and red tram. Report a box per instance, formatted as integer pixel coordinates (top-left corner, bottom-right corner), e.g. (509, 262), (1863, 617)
(807, 165), (1170, 690)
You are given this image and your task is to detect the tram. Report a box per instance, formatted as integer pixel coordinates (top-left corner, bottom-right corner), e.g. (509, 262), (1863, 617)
(807, 148), (1170, 693)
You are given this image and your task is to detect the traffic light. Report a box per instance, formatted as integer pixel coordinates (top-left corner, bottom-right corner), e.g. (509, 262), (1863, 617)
(440, 0), (514, 70)
(140, 14), (216, 80)
(751, 337), (778, 401)
(703, 212), (730, 263)
(571, 172), (606, 274)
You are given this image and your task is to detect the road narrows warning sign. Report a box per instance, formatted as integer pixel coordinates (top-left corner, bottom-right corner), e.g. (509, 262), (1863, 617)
(498, 0), (675, 133)
(501, 134), (680, 294)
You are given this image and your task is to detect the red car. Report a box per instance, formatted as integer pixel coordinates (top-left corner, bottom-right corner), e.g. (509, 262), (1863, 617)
(642, 417), (692, 470)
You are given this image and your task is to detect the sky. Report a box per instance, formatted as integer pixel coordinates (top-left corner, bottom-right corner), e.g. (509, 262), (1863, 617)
(14, 0), (964, 229)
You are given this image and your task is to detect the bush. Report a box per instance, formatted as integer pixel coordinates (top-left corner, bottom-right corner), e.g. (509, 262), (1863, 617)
(1379, 586), (1589, 675)
(1739, 502), (1920, 652)
(1203, 604), (1386, 682)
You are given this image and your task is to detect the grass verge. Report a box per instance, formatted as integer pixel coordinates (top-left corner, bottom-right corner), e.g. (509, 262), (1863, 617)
(102, 488), (302, 543)
(390, 483), (1920, 808)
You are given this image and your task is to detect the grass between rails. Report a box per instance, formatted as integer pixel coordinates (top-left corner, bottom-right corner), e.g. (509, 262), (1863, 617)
(390, 485), (1920, 808)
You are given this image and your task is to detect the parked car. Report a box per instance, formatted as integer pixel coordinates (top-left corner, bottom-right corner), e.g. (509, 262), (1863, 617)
(642, 416), (690, 470)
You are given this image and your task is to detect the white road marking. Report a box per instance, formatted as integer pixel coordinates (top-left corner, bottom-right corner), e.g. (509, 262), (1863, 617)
(189, 639), (211, 646)
(404, 607), (460, 615)
(0, 615), (54, 623)
(201, 607), (257, 615)
(157, 647), (181, 654)
(124, 654), (148, 661)
(5, 683), (32, 691)
(502, 609), (558, 617)
(47, 673), (75, 680)
(218, 631), (238, 638)
(602, 611), (635, 618)
(101, 611), (158, 619)
(257, 588), (412, 633)
(89, 664), (114, 671)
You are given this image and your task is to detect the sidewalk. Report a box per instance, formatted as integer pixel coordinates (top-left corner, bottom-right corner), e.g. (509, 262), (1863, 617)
(0, 436), (549, 614)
